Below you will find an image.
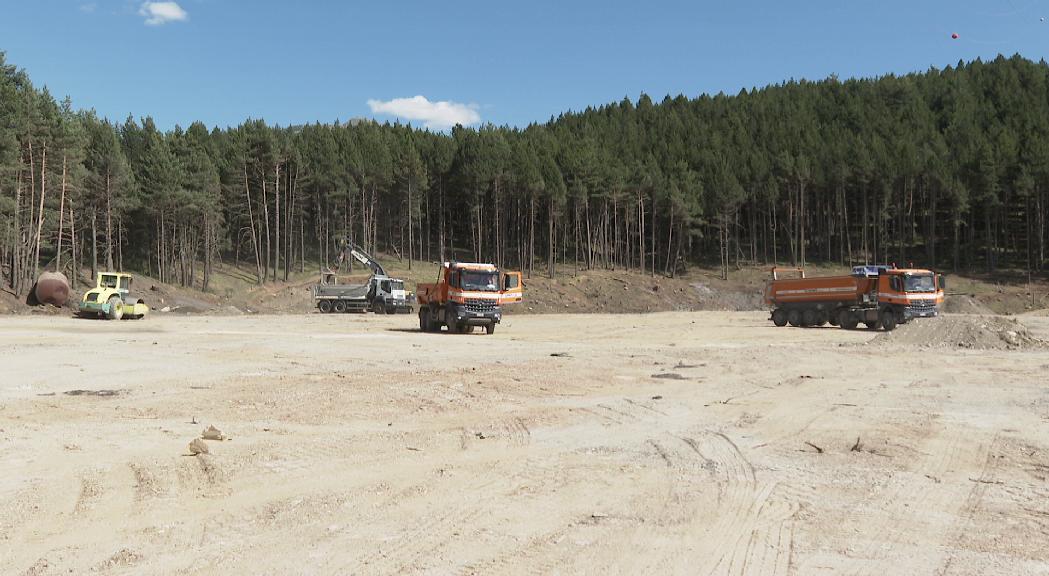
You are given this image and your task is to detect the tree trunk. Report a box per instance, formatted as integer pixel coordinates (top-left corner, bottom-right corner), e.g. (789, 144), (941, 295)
(262, 171), (272, 282)
(274, 162), (280, 283)
(798, 178), (806, 267)
(408, 173), (413, 271)
(57, 155), (67, 271)
(12, 167), (23, 293)
(244, 164), (263, 283)
(528, 195), (535, 278)
(91, 210), (98, 281)
(70, 206), (77, 287)
(105, 170), (113, 269)
(33, 143), (47, 280)
(547, 199), (555, 278)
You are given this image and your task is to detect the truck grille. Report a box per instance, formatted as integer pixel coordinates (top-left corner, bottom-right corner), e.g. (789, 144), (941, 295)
(908, 299), (937, 313)
(465, 299), (497, 314)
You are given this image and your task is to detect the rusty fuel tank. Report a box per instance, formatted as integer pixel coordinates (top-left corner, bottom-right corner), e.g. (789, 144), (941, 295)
(34, 271), (72, 307)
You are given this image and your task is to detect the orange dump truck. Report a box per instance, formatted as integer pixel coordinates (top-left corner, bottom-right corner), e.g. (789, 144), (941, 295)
(416, 262), (523, 334)
(764, 265), (945, 331)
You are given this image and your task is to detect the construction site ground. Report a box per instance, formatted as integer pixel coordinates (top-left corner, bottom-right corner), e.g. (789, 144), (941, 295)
(3, 311), (1049, 575)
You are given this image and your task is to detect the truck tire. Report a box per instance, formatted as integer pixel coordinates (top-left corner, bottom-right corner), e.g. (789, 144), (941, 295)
(801, 309), (817, 327)
(787, 310), (801, 327)
(837, 309), (858, 330)
(318, 300), (332, 313)
(419, 310), (430, 332)
(333, 301), (347, 313)
(880, 310), (898, 332)
(485, 323), (495, 335)
(772, 309), (788, 327)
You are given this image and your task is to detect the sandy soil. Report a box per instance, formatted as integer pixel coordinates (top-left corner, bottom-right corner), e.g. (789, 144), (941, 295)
(2, 312), (1049, 575)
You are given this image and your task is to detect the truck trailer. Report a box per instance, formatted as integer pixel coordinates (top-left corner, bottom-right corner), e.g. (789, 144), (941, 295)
(764, 265), (945, 331)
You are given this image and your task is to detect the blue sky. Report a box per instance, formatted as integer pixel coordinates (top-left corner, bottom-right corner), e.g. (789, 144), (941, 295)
(3, 0), (1049, 130)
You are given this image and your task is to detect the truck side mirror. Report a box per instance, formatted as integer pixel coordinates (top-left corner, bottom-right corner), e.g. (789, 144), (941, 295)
(938, 275), (946, 290)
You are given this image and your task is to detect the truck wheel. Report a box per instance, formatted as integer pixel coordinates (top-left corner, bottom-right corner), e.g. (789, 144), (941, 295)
(419, 310), (430, 332)
(772, 309), (788, 327)
(107, 296), (124, 320)
(485, 324), (495, 335)
(787, 310), (801, 327)
(801, 309), (816, 327)
(333, 301), (347, 313)
(880, 310), (898, 332)
(837, 310), (858, 330)
(318, 300), (332, 313)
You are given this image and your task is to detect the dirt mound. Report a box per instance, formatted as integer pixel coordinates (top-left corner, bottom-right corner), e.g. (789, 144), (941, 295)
(942, 294), (995, 315)
(874, 315), (1046, 351)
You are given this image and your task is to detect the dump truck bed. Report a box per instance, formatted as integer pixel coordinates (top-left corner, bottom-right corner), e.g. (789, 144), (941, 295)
(313, 283), (369, 300)
(415, 282), (440, 306)
(765, 275), (874, 307)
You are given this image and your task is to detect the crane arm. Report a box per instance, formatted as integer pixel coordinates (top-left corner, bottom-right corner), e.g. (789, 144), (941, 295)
(347, 242), (386, 276)
(328, 239), (387, 277)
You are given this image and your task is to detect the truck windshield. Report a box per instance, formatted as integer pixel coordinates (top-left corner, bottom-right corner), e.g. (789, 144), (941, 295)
(391, 280), (404, 291)
(460, 271), (498, 291)
(904, 274), (936, 293)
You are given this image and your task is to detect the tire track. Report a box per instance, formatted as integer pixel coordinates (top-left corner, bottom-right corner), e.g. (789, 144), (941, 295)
(938, 432), (1002, 576)
(843, 425), (992, 576)
(628, 432), (798, 576)
(326, 458), (560, 576)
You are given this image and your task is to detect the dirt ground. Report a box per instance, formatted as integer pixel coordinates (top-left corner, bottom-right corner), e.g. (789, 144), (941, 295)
(2, 312), (1049, 575)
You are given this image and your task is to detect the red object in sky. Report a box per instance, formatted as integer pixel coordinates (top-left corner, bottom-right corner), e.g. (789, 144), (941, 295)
(951, 33), (959, 39)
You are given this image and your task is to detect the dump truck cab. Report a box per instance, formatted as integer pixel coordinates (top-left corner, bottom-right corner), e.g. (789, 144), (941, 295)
(79, 272), (149, 320)
(368, 275), (414, 314)
(873, 268), (945, 321)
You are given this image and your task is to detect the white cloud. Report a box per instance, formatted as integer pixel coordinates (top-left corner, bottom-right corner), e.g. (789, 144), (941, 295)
(367, 95), (481, 130)
(79, 2), (97, 13)
(139, 1), (188, 26)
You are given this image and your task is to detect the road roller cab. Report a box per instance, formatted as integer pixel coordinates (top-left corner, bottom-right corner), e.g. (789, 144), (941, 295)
(79, 272), (149, 320)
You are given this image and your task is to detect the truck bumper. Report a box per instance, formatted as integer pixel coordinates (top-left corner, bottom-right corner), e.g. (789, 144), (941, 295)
(388, 300), (414, 313)
(450, 304), (501, 325)
(904, 306), (938, 320)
